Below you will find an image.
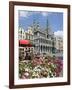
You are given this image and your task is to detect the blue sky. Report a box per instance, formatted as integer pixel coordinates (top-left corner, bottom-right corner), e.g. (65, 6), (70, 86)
(18, 10), (63, 37)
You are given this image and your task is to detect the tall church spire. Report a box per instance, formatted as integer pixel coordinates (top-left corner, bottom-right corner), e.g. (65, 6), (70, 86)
(46, 17), (49, 34)
(32, 18), (37, 31)
(46, 17), (50, 38)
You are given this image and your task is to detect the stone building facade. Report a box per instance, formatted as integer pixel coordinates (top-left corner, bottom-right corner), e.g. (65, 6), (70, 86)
(31, 20), (56, 55)
(18, 19), (62, 56)
(55, 36), (63, 53)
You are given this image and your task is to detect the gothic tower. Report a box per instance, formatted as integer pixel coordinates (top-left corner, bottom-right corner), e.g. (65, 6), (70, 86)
(46, 18), (50, 38)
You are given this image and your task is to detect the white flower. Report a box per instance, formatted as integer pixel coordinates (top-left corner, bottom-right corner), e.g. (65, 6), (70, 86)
(33, 65), (42, 72)
(24, 72), (29, 77)
(25, 68), (29, 72)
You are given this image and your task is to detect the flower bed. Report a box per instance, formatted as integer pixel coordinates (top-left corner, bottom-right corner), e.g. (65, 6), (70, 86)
(19, 56), (63, 79)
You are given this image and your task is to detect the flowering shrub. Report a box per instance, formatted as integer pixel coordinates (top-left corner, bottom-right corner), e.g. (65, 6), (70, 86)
(32, 57), (43, 66)
(19, 56), (63, 79)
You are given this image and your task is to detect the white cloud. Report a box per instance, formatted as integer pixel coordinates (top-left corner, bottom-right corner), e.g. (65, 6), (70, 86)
(19, 11), (53, 18)
(19, 11), (29, 18)
(54, 30), (63, 37)
(41, 12), (53, 17)
(42, 12), (48, 16)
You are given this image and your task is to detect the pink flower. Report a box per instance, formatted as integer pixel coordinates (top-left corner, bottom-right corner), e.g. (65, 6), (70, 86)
(32, 58), (43, 66)
(21, 72), (30, 79)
